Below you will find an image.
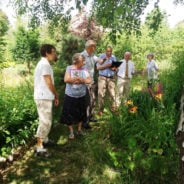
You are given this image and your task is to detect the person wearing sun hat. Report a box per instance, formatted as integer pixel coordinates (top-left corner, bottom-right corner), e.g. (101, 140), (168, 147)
(145, 53), (159, 88)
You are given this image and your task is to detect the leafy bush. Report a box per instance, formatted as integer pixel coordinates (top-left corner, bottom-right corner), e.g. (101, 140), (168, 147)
(60, 34), (85, 65)
(11, 26), (40, 73)
(0, 81), (37, 156)
(106, 44), (184, 183)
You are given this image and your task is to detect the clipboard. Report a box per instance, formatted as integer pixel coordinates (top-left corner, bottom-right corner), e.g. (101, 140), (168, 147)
(110, 61), (122, 68)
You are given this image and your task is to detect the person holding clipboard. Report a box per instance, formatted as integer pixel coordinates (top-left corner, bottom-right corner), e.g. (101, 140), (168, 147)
(96, 46), (117, 115)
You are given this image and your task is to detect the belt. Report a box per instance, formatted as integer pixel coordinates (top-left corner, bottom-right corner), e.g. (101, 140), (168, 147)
(99, 75), (114, 79)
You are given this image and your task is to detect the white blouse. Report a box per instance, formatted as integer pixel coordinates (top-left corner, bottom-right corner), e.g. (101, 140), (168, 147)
(147, 60), (158, 80)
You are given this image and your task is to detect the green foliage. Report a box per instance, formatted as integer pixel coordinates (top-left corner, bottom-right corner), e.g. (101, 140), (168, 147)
(93, 0), (150, 42)
(0, 10), (9, 36)
(106, 47), (184, 183)
(60, 34), (85, 65)
(0, 10), (9, 64)
(11, 0), (162, 43)
(11, 0), (72, 28)
(11, 25), (40, 72)
(145, 7), (166, 36)
(0, 81), (37, 156)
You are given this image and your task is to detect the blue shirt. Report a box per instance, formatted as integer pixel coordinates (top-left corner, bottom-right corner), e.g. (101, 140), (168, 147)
(97, 53), (116, 77)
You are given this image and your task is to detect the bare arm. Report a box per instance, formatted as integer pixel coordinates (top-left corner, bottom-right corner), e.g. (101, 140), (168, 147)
(44, 75), (58, 97)
(64, 71), (79, 84)
(44, 75), (59, 106)
(96, 58), (106, 65)
(96, 63), (112, 70)
(64, 70), (91, 84)
(84, 76), (91, 84)
(155, 63), (159, 71)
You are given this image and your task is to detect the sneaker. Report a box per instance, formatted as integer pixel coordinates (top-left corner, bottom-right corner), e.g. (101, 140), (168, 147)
(69, 132), (75, 139)
(35, 147), (51, 158)
(36, 146), (47, 152)
(43, 139), (57, 147)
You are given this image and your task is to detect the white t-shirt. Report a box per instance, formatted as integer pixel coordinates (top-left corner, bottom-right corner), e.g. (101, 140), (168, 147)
(147, 60), (158, 80)
(34, 57), (55, 100)
(117, 60), (135, 79)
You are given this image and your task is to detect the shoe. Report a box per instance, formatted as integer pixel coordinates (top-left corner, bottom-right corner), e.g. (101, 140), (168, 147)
(69, 132), (75, 139)
(43, 139), (57, 147)
(35, 147), (51, 158)
(82, 122), (92, 129)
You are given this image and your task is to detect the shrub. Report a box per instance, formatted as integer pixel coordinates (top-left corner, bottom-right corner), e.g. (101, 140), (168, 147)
(0, 81), (37, 156)
(107, 46), (184, 183)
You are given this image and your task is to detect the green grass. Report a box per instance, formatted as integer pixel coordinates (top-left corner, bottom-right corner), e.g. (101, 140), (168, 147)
(1, 53), (182, 184)
(3, 114), (122, 184)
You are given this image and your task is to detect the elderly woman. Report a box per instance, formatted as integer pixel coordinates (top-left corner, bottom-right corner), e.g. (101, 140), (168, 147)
(146, 53), (159, 87)
(60, 53), (91, 139)
(142, 53), (159, 97)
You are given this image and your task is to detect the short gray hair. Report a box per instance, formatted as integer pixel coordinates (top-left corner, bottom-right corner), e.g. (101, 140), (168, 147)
(147, 53), (154, 58)
(72, 53), (84, 64)
(124, 51), (131, 56)
(85, 40), (96, 48)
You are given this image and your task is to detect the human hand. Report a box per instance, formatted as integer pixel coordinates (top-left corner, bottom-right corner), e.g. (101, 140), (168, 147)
(106, 63), (112, 68)
(73, 78), (80, 84)
(54, 98), (59, 106)
(111, 66), (117, 71)
(54, 94), (59, 106)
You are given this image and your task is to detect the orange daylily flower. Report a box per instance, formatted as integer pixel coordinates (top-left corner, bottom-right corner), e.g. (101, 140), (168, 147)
(129, 106), (137, 114)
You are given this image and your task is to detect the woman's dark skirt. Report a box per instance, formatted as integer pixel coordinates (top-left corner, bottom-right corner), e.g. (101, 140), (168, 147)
(60, 94), (87, 125)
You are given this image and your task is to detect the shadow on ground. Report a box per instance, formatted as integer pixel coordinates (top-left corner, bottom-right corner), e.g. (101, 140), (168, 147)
(3, 113), (122, 184)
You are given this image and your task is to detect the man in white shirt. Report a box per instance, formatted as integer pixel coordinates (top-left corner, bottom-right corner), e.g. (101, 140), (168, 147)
(34, 44), (59, 156)
(116, 52), (135, 108)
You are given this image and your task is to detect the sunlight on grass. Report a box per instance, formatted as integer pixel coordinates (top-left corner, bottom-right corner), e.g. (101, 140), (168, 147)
(133, 85), (143, 91)
(43, 168), (50, 176)
(103, 166), (120, 180)
(0, 65), (30, 87)
(57, 136), (68, 145)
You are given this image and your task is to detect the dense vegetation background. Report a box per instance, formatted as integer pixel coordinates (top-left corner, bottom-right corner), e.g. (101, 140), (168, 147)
(1, 0), (184, 183)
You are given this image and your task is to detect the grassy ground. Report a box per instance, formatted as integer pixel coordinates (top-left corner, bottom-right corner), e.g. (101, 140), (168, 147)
(1, 74), (146, 184)
(2, 111), (122, 184)
(1, 61), (179, 184)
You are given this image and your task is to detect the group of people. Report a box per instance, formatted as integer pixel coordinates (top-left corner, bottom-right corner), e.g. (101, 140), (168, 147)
(33, 41), (159, 156)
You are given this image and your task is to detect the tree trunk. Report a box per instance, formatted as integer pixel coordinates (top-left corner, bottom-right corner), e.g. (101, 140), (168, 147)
(27, 61), (31, 74)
